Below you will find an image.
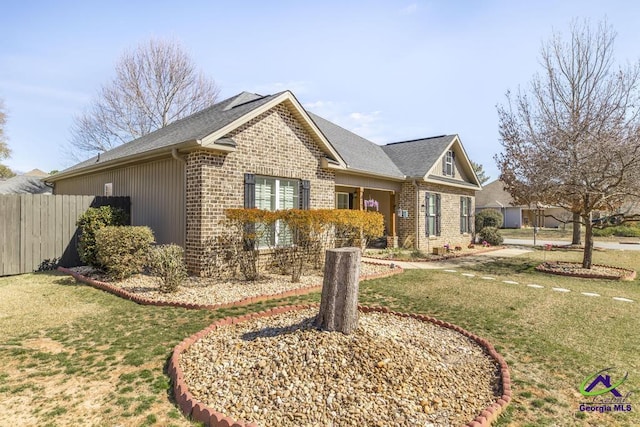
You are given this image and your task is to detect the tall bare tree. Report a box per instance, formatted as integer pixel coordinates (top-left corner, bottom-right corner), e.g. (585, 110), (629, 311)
(70, 38), (220, 157)
(0, 98), (15, 178)
(496, 20), (640, 268)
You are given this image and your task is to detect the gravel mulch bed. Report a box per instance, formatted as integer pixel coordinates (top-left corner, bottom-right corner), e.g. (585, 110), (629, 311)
(179, 308), (502, 426)
(68, 263), (394, 307)
(536, 261), (636, 280)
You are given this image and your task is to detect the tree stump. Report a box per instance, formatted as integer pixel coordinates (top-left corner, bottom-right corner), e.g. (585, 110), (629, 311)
(314, 247), (361, 334)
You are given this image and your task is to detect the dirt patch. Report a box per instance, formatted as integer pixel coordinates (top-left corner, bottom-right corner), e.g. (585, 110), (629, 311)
(22, 338), (66, 354)
(535, 261), (636, 280)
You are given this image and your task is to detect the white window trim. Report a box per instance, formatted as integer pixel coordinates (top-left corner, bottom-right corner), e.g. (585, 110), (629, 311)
(255, 176), (299, 247)
(445, 151), (454, 177)
(335, 192), (350, 209)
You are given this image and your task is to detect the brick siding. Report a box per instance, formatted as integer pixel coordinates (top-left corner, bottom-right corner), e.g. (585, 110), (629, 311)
(184, 103), (335, 275)
(397, 181), (475, 251)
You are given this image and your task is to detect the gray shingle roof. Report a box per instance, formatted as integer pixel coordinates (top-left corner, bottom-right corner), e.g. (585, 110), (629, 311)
(0, 174), (52, 194)
(308, 112), (404, 178)
(475, 179), (515, 208)
(59, 91), (283, 174)
(381, 135), (456, 178)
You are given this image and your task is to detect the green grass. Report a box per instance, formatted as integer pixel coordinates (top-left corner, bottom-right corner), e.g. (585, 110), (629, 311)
(0, 249), (638, 426)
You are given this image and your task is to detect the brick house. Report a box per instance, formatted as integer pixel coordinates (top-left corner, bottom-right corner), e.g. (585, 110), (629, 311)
(47, 90), (482, 275)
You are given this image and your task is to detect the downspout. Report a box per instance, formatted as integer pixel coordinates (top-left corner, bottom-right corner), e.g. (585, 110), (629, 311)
(172, 149), (187, 249)
(413, 179), (420, 250)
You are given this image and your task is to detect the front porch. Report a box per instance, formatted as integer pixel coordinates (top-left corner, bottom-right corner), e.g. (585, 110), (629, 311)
(335, 185), (398, 248)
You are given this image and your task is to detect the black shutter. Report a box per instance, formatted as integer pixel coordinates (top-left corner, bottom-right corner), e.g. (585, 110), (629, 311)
(244, 173), (255, 208)
(300, 180), (310, 210)
(467, 197), (472, 233)
(425, 193), (430, 236)
(435, 194), (441, 236)
(452, 151), (456, 178)
(460, 197), (464, 233)
(442, 156), (447, 175)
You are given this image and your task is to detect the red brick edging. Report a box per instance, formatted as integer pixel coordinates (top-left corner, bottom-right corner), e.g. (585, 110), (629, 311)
(168, 304), (511, 427)
(56, 262), (404, 311)
(365, 245), (508, 263)
(535, 262), (637, 281)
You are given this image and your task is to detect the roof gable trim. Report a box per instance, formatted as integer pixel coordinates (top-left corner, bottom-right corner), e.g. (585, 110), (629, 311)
(199, 91), (347, 168)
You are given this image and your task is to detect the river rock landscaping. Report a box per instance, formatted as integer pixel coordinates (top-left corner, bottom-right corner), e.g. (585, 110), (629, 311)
(67, 263), (394, 306)
(178, 308), (503, 426)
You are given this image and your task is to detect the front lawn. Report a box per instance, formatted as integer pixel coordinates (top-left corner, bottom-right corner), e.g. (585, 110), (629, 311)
(1, 248), (638, 426)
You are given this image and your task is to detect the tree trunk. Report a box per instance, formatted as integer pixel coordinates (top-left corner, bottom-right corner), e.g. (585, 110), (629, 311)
(582, 215), (594, 269)
(572, 212), (582, 245)
(314, 247), (361, 334)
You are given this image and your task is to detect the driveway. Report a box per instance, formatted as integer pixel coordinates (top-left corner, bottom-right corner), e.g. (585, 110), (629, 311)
(503, 238), (640, 251)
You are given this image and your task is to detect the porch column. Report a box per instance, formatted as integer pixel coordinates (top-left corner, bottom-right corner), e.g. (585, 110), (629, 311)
(388, 192), (398, 248)
(389, 192), (396, 237)
(357, 187), (364, 210)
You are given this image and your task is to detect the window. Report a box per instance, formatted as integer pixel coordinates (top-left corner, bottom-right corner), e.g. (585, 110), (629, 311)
(335, 192), (350, 209)
(442, 150), (455, 177)
(425, 193), (441, 236)
(104, 183), (113, 196)
(460, 196), (472, 233)
(254, 176), (300, 247)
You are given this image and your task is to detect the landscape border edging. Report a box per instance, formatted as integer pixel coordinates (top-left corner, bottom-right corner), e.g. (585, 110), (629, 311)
(56, 261), (403, 310)
(168, 304), (511, 427)
(535, 261), (636, 281)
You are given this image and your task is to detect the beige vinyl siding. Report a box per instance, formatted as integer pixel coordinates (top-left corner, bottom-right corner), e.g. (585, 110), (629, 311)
(53, 157), (185, 246)
(335, 173), (402, 192)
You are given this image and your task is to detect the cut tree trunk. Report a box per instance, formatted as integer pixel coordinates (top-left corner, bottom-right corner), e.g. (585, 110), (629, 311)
(314, 247), (361, 334)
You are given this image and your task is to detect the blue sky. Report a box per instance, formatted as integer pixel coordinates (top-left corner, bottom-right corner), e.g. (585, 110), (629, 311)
(1, 1), (639, 180)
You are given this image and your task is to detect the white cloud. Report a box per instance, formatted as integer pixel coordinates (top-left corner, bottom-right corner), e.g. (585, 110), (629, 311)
(305, 100), (388, 143)
(400, 3), (418, 15)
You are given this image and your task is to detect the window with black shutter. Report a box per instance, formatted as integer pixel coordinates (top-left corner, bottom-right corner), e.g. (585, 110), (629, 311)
(426, 193), (441, 236)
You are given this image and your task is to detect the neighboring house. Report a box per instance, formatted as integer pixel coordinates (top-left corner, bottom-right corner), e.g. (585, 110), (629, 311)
(0, 169), (52, 194)
(475, 179), (569, 228)
(47, 90), (481, 275)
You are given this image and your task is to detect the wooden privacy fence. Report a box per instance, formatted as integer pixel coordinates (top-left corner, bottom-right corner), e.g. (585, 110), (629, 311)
(0, 195), (130, 276)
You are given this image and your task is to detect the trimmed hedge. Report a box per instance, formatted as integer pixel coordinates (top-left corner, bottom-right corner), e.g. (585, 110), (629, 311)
(95, 226), (155, 280)
(478, 227), (504, 246)
(77, 206), (128, 267)
(475, 209), (504, 231)
(592, 224), (640, 237)
(148, 244), (188, 293)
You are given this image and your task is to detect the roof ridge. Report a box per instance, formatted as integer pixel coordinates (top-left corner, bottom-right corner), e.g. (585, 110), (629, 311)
(385, 135), (450, 146)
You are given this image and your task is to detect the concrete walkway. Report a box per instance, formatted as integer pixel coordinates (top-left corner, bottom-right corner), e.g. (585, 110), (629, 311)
(363, 247), (634, 303)
(363, 247), (532, 270)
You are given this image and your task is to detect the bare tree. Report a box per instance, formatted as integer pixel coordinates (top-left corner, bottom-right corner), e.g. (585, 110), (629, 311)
(0, 98), (15, 178)
(496, 20), (640, 268)
(70, 38), (220, 157)
(471, 160), (490, 185)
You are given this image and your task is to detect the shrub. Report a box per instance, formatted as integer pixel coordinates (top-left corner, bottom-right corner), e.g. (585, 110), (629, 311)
(475, 209), (503, 231)
(77, 206), (128, 267)
(148, 244), (187, 293)
(593, 225), (640, 237)
(219, 208), (385, 282)
(592, 227), (615, 237)
(478, 227), (504, 246)
(95, 226), (154, 280)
